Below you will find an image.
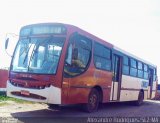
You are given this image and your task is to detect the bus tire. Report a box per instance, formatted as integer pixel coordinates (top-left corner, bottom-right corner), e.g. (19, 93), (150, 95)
(135, 91), (144, 106)
(48, 104), (61, 110)
(84, 88), (100, 113)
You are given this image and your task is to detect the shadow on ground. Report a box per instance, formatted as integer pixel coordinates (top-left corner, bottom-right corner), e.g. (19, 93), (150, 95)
(11, 101), (157, 123)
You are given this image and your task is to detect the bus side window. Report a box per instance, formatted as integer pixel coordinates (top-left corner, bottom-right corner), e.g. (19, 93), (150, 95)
(94, 42), (111, 71)
(122, 56), (129, 75)
(143, 64), (148, 80)
(137, 61), (143, 78)
(64, 34), (92, 77)
(130, 58), (137, 77)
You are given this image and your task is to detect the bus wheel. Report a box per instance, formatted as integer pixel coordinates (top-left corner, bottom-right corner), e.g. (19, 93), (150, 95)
(84, 88), (100, 113)
(48, 104), (61, 110)
(135, 91), (144, 106)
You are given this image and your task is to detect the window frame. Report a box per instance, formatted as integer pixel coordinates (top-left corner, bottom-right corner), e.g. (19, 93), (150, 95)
(122, 55), (129, 75)
(129, 58), (138, 77)
(130, 58), (137, 68)
(144, 64), (148, 72)
(93, 42), (112, 71)
(143, 64), (149, 80)
(137, 61), (144, 78)
(64, 33), (92, 77)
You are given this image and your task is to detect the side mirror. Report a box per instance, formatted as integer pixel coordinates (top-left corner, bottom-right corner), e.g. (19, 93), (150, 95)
(5, 38), (9, 49)
(5, 38), (12, 57)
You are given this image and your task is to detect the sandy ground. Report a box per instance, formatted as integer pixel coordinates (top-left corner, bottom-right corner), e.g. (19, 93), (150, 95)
(1, 100), (160, 122)
(0, 101), (48, 117)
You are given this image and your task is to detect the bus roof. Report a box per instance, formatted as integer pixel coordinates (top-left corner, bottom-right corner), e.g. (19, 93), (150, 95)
(21, 23), (156, 68)
(114, 46), (156, 68)
(69, 23), (156, 68)
(68, 24), (113, 49)
(21, 23), (113, 48)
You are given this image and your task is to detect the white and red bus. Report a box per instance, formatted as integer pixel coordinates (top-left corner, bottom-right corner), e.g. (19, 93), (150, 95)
(6, 23), (157, 112)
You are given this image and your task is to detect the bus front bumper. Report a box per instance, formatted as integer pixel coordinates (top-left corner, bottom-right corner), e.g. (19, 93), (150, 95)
(7, 81), (61, 104)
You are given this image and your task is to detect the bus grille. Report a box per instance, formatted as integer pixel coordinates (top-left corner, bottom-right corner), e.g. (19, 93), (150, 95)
(11, 91), (46, 100)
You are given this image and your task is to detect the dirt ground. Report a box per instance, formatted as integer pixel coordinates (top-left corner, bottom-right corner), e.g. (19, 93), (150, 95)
(0, 101), (48, 117)
(1, 100), (160, 123)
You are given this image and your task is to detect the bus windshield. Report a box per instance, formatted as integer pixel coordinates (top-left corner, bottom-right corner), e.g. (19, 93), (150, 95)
(11, 36), (65, 74)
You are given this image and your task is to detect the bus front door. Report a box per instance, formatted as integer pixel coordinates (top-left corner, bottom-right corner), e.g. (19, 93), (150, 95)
(148, 68), (154, 99)
(111, 55), (122, 101)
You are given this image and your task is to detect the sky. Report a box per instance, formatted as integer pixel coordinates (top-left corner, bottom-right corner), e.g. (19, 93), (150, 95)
(0, 0), (160, 80)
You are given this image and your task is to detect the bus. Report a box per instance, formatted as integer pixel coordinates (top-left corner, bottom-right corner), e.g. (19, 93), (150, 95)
(6, 23), (158, 112)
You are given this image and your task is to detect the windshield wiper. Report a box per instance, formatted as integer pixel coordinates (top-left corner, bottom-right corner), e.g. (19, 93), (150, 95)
(30, 36), (53, 61)
(28, 36), (53, 71)
(29, 41), (41, 62)
(23, 38), (32, 65)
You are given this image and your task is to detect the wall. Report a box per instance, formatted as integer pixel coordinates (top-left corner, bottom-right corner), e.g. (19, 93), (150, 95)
(0, 69), (8, 88)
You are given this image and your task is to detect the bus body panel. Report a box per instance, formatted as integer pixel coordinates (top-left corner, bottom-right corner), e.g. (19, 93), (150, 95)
(60, 26), (113, 104)
(65, 69), (113, 104)
(120, 75), (148, 101)
(150, 81), (157, 99)
(7, 80), (61, 104)
(61, 27), (113, 104)
(111, 47), (157, 102)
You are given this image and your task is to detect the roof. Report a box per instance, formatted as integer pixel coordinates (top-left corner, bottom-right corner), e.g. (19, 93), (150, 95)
(114, 46), (156, 67)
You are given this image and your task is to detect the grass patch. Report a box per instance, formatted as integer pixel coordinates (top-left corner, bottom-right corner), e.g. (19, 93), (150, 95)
(0, 95), (34, 104)
(0, 102), (8, 106)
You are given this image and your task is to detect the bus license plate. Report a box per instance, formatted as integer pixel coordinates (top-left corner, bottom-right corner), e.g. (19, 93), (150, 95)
(21, 90), (30, 96)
